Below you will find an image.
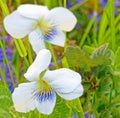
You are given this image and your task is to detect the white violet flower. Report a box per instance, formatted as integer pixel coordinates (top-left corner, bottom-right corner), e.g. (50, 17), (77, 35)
(12, 49), (83, 115)
(4, 4), (77, 54)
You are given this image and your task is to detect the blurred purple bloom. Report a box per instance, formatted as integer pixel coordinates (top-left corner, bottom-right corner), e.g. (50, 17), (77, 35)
(0, 46), (12, 61)
(84, 112), (94, 118)
(4, 35), (12, 43)
(100, 0), (108, 8)
(84, 112), (89, 118)
(75, 23), (82, 29)
(49, 62), (55, 69)
(67, 0), (83, 8)
(76, 0), (83, 4)
(0, 62), (16, 92)
(0, 35), (16, 92)
(67, 0), (74, 8)
(91, 114), (94, 118)
(115, 0), (120, 7)
(88, 11), (100, 22)
(0, 27), (2, 33)
(48, 60), (62, 69)
(72, 114), (78, 118)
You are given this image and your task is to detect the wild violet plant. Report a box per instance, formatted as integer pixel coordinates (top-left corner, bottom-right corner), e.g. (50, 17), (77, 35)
(3, 3), (84, 117)
(1, 0), (120, 118)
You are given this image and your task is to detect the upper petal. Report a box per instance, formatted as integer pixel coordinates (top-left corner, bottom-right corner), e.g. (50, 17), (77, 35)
(45, 28), (65, 47)
(45, 7), (77, 31)
(18, 4), (49, 20)
(24, 49), (51, 81)
(35, 89), (56, 115)
(29, 29), (45, 54)
(12, 82), (36, 113)
(44, 68), (82, 93)
(4, 11), (36, 38)
(57, 84), (84, 100)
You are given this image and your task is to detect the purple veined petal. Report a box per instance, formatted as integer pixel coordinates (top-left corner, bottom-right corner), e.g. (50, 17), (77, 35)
(34, 89), (56, 115)
(45, 28), (65, 47)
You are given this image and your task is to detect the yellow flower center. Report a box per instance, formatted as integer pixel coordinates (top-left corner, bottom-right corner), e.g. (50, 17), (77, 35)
(34, 18), (52, 36)
(37, 78), (51, 93)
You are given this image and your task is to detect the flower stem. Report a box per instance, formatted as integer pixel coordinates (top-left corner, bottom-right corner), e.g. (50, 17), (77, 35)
(63, 0), (66, 8)
(45, 42), (59, 69)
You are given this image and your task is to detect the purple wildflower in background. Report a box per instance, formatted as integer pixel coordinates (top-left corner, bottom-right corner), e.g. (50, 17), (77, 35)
(67, 0), (74, 8)
(100, 0), (120, 15)
(88, 11), (100, 22)
(0, 46), (12, 60)
(84, 112), (94, 118)
(115, 0), (120, 7)
(76, 0), (83, 4)
(100, 0), (108, 8)
(84, 112), (89, 118)
(0, 62), (16, 92)
(0, 35), (16, 92)
(67, 0), (83, 8)
(48, 60), (62, 69)
(49, 62), (55, 69)
(72, 114), (78, 118)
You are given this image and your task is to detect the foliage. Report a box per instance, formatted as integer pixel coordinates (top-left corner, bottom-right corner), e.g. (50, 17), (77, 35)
(0, 0), (120, 118)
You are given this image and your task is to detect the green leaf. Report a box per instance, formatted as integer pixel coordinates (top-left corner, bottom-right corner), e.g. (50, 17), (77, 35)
(99, 109), (112, 118)
(114, 47), (120, 68)
(47, 96), (70, 118)
(0, 86), (13, 118)
(91, 43), (114, 65)
(0, 86), (12, 109)
(0, 108), (12, 118)
(65, 46), (93, 71)
(97, 77), (112, 96)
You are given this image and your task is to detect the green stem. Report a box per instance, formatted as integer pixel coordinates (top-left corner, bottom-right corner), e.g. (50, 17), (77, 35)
(70, 0), (89, 11)
(13, 38), (24, 57)
(15, 0), (21, 7)
(0, 0), (9, 17)
(63, 0), (66, 8)
(103, 15), (120, 41)
(109, 0), (116, 51)
(0, 40), (15, 87)
(93, 0), (98, 46)
(74, 99), (84, 118)
(77, 99), (84, 118)
(79, 16), (96, 47)
(92, 92), (98, 118)
(58, 0), (63, 7)
(45, 42), (59, 69)
(0, 65), (8, 89)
